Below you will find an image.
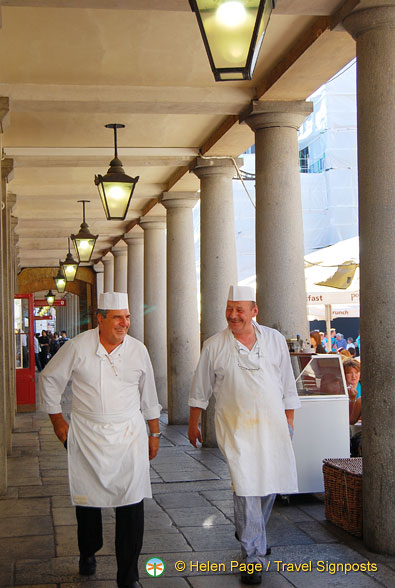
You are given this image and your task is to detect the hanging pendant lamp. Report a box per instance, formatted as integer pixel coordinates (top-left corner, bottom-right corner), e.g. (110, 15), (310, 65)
(189, 0), (274, 81)
(60, 238), (79, 282)
(53, 268), (67, 293)
(46, 289), (55, 306)
(71, 200), (98, 263)
(94, 123), (139, 220)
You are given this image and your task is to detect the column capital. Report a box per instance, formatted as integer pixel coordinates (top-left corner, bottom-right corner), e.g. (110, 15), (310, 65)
(241, 100), (313, 132)
(93, 262), (104, 274)
(101, 252), (114, 263)
(111, 242), (127, 257)
(190, 156), (243, 180)
(124, 227), (144, 243)
(160, 191), (199, 209)
(0, 97), (10, 133)
(343, 4), (395, 39)
(1, 158), (14, 183)
(139, 215), (166, 230)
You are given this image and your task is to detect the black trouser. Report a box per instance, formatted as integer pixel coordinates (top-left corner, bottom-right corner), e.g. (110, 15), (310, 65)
(76, 501), (144, 587)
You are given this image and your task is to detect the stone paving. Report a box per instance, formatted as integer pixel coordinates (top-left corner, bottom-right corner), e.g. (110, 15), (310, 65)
(1, 411), (394, 588)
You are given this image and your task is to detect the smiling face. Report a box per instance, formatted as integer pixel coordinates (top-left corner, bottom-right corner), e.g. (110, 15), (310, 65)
(98, 309), (130, 349)
(225, 300), (258, 336)
(345, 366), (360, 388)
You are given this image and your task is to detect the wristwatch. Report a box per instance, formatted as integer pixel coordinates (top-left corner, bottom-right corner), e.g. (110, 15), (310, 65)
(149, 432), (162, 438)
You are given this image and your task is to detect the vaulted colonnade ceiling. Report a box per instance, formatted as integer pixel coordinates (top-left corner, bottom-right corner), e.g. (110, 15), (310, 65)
(0, 0), (356, 269)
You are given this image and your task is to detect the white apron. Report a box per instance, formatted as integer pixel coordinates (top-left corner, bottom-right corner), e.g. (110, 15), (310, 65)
(214, 330), (298, 497)
(67, 408), (151, 508)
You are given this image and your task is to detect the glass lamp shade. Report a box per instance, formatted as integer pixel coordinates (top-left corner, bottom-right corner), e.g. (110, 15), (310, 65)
(189, 0), (274, 81)
(46, 290), (55, 306)
(95, 156), (139, 220)
(60, 252), (79, 282)
(53, 269), (67, 293)
(71, 223), (98, 263)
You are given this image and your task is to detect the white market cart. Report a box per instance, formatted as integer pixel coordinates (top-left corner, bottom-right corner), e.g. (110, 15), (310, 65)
(291, 354), (350, 493)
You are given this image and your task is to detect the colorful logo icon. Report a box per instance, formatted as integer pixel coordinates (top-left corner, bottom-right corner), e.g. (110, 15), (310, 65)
(146, 557), (165, 577)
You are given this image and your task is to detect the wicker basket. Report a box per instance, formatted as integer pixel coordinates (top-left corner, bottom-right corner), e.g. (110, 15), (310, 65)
(323, 457), (362, 537)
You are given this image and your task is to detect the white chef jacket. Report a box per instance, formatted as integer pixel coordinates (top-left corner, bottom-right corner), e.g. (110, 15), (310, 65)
(189, 324), (301, 496)
(39, 327), (161, 507)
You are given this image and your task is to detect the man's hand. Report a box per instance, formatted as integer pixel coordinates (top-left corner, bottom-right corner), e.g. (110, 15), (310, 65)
(148, 436), (160, 460)
(188, 406), (203, 447)
(49, 413), (69, 444)
(188, 423), (203, 448)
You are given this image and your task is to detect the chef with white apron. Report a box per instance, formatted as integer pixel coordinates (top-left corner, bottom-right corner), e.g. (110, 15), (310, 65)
(39, 292), (161, 588)
(188, 285), (301, 586)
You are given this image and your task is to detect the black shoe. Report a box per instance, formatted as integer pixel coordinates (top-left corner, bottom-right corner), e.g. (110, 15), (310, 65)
(79, 555), (96, 576)
(234, 531), (271, 555)
(241, 570), (262, 585)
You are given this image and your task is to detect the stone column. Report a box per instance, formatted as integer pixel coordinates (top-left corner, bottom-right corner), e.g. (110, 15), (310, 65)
(343, 2), (395, 555)
(191, 157), (239, 446)
(124, 229), (144, 342)
(102, 253), (114, 293)
(139, 216), (167, 408)
(112, 243), (128, 293)
(6, 195), (17, 428)
(94, 262), (104, 304)
(1, 159), (14, 457)
(0, 100), (9, 492)
(161, 192), (200, 424)
(242, 101), (312, 341)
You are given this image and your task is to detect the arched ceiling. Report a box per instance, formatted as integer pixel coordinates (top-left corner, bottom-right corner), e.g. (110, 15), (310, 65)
(0, 0), (356, 268)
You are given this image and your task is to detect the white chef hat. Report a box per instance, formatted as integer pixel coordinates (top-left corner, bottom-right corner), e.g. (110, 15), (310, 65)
(227, 285), (256, 302)
(98, 292), (129, 310)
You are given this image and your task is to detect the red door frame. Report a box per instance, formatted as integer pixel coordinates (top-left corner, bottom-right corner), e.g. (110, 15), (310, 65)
(15, 293), (36, 411)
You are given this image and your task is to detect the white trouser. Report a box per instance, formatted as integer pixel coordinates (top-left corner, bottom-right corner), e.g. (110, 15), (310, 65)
(233, 493), (276, 564)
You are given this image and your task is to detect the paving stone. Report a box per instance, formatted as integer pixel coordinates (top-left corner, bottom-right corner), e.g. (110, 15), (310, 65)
(278, 505), (315, 524)
(297, 520), (341, 544)
(6, 585), (58, 588)
(55, 523), (115, 557)
(0, 487), (18, 500)
(210, 499), (234, 518)
(180, 525), (239, 551)
(188, 571), (292, 587)
(297, 502), (326, 521)
(280, 568), (381, 587)
(144, 511), (174, 530)
(155, 492), (211, 509)
(140, 578), (190, 588)
(0, 562), (12, 586)
(52, 507), (77, 526)
(152, 461), (210, 473)
(266, 512), (315, 547)
(18, 484), (70, 498)
(61, 583), (117, 587)
(158, 470), (220, 483)
(201, 489), (234, 501)
(0, 497), (50, 517)
(0, 515), (53, 538)
(166, 506), (229, 527)
(152, 479), (231, 495)
(12, 433), (39, 447)
(52, 495), (73, 508)
(0, 534), (54, 562)
(15, 556), (87, 584)
(142, 528), (192, 553)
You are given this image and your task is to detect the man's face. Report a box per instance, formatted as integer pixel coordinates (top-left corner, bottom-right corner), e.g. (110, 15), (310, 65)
(226, 300), (257, 335)
(98, 309), (130, 347)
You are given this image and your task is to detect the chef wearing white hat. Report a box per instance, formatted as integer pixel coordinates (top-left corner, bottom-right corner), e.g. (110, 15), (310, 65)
(39, 292), (161, 588)
(188, 285), (300, 585)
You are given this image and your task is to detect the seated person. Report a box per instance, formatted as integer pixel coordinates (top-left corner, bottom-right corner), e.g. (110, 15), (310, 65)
(343, 359), (362, 456)
(319, 373), (343, 395)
